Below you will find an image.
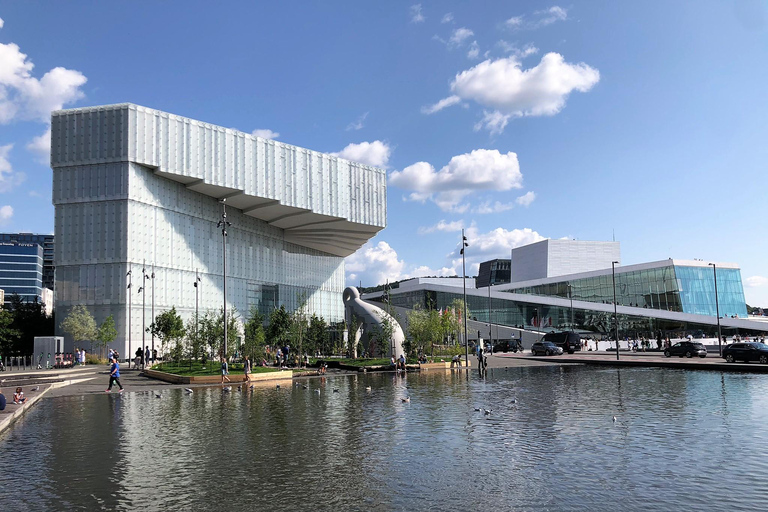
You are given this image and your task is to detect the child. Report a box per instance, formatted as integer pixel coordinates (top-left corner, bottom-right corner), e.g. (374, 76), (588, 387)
(13, 387), (26, 404)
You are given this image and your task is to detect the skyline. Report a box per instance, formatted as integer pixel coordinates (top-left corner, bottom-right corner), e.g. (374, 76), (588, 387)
(0, 1), (766, 306)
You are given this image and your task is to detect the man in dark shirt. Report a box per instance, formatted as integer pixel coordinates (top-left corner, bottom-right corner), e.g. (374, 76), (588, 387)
(0, 388), (6, 410)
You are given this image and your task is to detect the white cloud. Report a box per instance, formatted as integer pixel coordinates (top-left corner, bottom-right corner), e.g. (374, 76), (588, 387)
(497, 41), (539, 59)
(449, 27), (474, 47)
(410, 4), (425, 23)
(473, 200), (515, 214)
(252, 128), (280, 140)
(434, 52), (599, 133)
(516, 191), (536, 207)
(505, 16), (524, 28)
(389, 149), (523, 212)
(345, 240), (457, 287)
(441, 13), (454, 24)
(417, 219), (465, 235)
(0, 205), (12, 223)
(332, 140), (391, 167)
(346, 111), (368, 131)
(451, 225), (545, 261)
(467, 41), (480, 59)
(421, 95), (461, 114)
(745, 276), (768, 288)
(0, 144), (26, 192)
(26, 125), (51, 164)
(505, 6), (568, 31)
(0, 18), (4, 29)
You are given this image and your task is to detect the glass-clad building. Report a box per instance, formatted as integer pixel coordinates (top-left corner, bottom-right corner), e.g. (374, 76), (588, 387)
(0, 233), (54, 291)
(0, 242), (44, 304)
(51, 104), (387, 356)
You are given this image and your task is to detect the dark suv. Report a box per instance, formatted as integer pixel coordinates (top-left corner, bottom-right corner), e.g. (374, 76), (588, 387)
(722, 342), (768, 364)
(542, 331), (581, 354)
(664, 341), (707, 358)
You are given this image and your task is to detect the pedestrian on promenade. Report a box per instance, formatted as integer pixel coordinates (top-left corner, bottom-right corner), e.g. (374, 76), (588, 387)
(221, 357), (230, 384)
(80, 349), (86, 366)
(0, 388), (6, 411)
(144, 346), (150, 367)
(152, 349), (158, 363)
(106, 357), (124, 393)
(243, 355), (251, 382)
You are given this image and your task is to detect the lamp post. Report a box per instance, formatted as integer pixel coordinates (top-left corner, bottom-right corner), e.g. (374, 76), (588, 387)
(461, 230), (469, 367)
(140, 262), (148, 369)
(194, 269), (201, 352)
(708, 263), (723, 356)
(568, 283), (574, 330)
(487, 283), (493, 353)
(612, 261), (620, 361)
(218, 200), (232, 359)
(151, 265), (155, 361)
(127, 268), (132, 368)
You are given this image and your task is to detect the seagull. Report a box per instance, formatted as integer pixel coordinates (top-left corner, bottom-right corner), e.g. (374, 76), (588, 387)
(302, 384), (309, 389)
(484, 409), (492, 415)
(401, 397), (410, 403)
(275, 384), (280, 389)
(511, 398), (517, 404)
(31, 386), (39, 391)
(223, 386), (232, 392)
(613, 416), (617, 423)
(154, 393), (162, 398)
(315, 389), (321, 394)
(333, 389), (339, 393)
(184, 388), (193, 394)
(474, 407), (482, 412)
(365, 386), (372, 392)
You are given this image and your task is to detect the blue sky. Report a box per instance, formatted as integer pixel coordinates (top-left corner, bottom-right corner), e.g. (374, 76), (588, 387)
(1, 1), (767, 306)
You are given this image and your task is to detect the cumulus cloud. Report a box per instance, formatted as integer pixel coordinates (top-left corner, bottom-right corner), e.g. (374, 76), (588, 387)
(417, 219), (465, 235)
(0, 144), (26, 192)
(421, 95), (461, 114)
(332, 140), (391, 167)
(252, 129), (280, 140)
(410, 4), (425, 23)
(450, 226), (545, 261)
(426, 52), (599, 133)
(346, 112), (368, 131)
(516, 191), (536, 207)
(745, 276), (768, 288)
(473, 200), (515, 214)
(389, 149), (523, 212)
(26, 125), (51, 164)
(441, 13), (454, 24)
(497, 41), (539, 59)
(345, 240), (456, 286)
(449, 27), (474, 47)
(0, 204), (12, 223)
(467, 41), (480, 59)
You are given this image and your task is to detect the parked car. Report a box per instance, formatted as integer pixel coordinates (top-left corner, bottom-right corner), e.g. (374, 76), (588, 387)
(530, 341), (563, 356)
(722, 342), (768, 364)
(492, 340), (510, 353)
(542, 331), (581, 354)
(664, 341), (707, 358)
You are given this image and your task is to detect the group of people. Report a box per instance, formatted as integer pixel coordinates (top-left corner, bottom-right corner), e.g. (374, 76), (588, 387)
(134, 346), (158, 367)
(389, 354), (407, 371)
(72, 348), (87, 366)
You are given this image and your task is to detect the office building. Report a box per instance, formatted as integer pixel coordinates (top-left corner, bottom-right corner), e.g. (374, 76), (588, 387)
(0, 233), (54, 291)
(51, 103), (386, 355)
(0, 242), (44, 305)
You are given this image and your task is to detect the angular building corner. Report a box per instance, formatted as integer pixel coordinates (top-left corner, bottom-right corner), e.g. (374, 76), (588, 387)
(51, 103), (386, 355)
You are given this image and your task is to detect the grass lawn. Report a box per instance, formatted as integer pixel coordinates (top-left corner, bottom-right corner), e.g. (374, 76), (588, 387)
(156, 361), (282, 377)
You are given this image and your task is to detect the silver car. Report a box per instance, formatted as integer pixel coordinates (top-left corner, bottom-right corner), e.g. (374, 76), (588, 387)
(530, 341), (564, 356)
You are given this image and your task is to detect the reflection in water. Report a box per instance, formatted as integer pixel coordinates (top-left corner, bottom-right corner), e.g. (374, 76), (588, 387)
(2, 366), (768, 511)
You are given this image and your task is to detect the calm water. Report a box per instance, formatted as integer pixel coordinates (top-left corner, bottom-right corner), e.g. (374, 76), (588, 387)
(2, 365), (768, 511)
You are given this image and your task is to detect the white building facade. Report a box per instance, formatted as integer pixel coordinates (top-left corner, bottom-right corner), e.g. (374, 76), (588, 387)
(51, 104), (386, 355)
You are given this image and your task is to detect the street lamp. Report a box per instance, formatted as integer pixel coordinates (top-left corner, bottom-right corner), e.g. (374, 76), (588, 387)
(708, 263), (723, 356)
(460, 230), (469, 367)
(151, 265), (156, 361)
(218, 199), (232, 359)
(126, 268), (132, 368)
(140, 262), (148, 368)
(487, 283), (493, 353)
(568, 283), (574, 330)
(194, 269), (201, 355)
(612, 261), (620, 361)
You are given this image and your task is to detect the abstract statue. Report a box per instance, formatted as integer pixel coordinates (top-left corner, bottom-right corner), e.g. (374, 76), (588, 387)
(343, 286), (405, 359)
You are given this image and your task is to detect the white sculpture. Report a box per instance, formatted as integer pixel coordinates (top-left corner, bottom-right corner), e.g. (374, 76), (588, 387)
(343, 286), (405, 359)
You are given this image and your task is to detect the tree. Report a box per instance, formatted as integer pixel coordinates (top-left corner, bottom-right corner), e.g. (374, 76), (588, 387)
(0, 309), (21, 356)
(184, 315), (205, 366)
(61, 305), (97, 350)
(306, 314), (329, 356)
(7, 293), (54, 355)
(96, 315), (118, 358)
(243, 306), (266, 361)
(267, 305), (291, 347)
(369, 311), (396, 358)
(289, 293), (309, 365)
(149, 307), (186, 366)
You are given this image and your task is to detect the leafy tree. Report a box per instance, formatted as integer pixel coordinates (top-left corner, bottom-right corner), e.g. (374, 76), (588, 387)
(347, 315), (361, 358)
(267, 305), (291, 346)
(7, 293), (54, 354)
(243, 306), (266, 360)
(0, 309), (21, 356)
(96, 315), (118, 358)
(61, 305), (97, 350)
(149, 307), (186, 366)
(306, 314), (329, 356)
(289, 293), (309, 365)
(184, 315), (205, 366)
(369, 311), (396, 358)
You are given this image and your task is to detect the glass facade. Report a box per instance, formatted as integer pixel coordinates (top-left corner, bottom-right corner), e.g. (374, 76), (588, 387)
(508, 263), (747, 318)
(0, 243), (44, 305)
(0, 233), (54, 290)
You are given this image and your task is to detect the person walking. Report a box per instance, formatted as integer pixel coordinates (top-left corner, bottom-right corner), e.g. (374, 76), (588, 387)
(243, 355), (251, 382)
(106, 357), (124, 393)
(221, 356), (230, 384)
(144, 346), (150, 368)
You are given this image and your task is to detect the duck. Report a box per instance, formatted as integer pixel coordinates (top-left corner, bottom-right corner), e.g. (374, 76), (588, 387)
(184, 388), (193, 394)
(401, 397), (411, 403)
(365, 386), (372, 392)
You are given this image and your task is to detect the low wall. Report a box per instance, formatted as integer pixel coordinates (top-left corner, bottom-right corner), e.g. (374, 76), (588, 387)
(143, 369), (293, 384)
(420, 360), (473, 370)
